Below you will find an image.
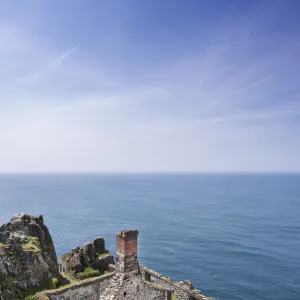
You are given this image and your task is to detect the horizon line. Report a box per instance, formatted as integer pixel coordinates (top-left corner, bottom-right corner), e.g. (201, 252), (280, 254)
(0, 171), (299, 175)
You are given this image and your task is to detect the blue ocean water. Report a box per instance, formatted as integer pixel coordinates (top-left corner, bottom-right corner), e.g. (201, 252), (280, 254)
(0, 174), (299, 300)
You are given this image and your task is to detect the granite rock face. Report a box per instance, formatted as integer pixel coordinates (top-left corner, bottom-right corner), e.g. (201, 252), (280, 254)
(0, 214), (59, 300)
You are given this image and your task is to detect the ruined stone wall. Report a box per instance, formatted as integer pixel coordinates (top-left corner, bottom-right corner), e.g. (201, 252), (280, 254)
(35, 272), (114, 300)
(112, 275), (165, 300)
(140, 281), (168, 300)
(140, 265), (213, 300)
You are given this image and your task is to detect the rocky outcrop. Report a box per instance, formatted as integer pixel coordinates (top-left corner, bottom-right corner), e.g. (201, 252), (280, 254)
(0, 214), (59, 300)
(60, 237), (114, 279)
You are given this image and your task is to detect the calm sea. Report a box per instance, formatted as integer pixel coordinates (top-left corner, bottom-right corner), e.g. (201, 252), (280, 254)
(0, 174), (299, 300)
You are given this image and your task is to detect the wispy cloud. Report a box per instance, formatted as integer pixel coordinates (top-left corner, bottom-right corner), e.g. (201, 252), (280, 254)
(0, 1), (300, 172)
(222, 61), (300, 102)
(19, 47), (77, 82)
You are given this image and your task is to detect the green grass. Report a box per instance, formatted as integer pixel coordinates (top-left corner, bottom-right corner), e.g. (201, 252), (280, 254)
(62, 271), (80, 283)
(76, 267), (100, 280)
(64, 268), (111, 281)
(24, 270), (112, 299)
(96, 250), (111, 258)
(22, 237), (41, 254)
(171, 293), (176, 300)
(82, 267), (99, 275)
(24, 275), (69, 300)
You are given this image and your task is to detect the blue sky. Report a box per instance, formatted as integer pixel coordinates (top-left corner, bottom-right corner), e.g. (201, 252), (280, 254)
(0, 0), (300, 172)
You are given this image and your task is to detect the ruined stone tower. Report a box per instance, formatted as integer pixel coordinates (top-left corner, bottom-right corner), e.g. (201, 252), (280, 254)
(115, 229), (139, 274)
(41, 226), (213, 300)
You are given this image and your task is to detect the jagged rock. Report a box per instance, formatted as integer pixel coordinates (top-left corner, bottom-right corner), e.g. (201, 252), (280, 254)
(60, 248), (86, 276)
(0, 214), (59, 300)
(60, 237), (114, 279)
(83, 242), (95, 263)
(90, 253), (114, 272)
(93, 237), (105, 254)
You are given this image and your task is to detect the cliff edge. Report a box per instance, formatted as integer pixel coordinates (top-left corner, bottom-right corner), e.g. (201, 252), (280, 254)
(0, 214), (59, 299)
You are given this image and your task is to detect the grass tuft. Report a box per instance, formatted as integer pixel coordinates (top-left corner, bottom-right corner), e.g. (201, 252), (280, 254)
(76, 267), (100, 280)
(96, 250), (111, 258)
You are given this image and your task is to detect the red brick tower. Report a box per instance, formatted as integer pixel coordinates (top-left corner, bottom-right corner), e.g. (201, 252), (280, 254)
(116, 229), (139, 274)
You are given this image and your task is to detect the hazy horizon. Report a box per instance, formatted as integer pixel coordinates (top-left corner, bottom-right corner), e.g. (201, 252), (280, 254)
(0, 171), (300, 175)
(1, 0), (300, 173)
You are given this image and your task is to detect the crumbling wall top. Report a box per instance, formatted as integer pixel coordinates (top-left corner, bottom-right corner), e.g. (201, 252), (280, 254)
(117, 229), (139, 240)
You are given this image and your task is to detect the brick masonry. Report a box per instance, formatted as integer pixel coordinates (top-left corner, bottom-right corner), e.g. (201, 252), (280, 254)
(116, 230), (139, 274)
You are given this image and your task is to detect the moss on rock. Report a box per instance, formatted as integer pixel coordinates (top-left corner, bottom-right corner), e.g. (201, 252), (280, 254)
(24, 275), (69, 300)
(22, 237), (41, 254)
(76, 267), (100, 280)
(0, 274), (17, 288)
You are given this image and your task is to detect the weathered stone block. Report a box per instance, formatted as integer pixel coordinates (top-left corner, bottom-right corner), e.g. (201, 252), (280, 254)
(90, 253), (114, 272)
(108, 263), (116, 272)
(83, 242), (95, 263)
(93, 237), (105, 254)
(60, 249), (86, 276)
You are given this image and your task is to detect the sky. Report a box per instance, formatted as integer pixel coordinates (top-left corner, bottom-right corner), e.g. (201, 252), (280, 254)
(0, 0), (300, 173)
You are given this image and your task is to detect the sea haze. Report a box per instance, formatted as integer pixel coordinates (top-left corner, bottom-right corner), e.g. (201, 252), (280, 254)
(0, 173), (299, 300)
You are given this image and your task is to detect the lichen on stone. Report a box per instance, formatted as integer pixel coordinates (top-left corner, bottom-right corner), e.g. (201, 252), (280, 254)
(22, 237), (41, 254)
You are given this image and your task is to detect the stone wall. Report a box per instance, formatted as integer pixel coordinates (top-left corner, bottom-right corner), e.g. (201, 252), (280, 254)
(107, 274), (166, 300)
(140, 265), (213, 300)
(114, 276), (143, 300)
(140, 281), (168, 300)
(35, 266), (213, 300)
(35, 272), (114, 300)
